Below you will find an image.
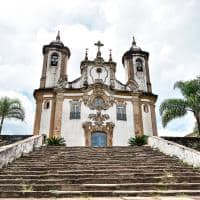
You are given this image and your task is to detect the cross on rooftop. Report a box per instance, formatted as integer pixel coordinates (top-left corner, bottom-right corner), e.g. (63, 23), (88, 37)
(94, 41), (104, 51)
(94, 41), (104, 58)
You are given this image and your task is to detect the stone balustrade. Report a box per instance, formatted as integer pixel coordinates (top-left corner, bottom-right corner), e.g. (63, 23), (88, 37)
(0, 135), (43, 168)
(148, 136), (200, 168)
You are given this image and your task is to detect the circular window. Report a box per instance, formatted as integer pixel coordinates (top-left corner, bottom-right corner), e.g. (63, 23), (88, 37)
(96, 68), (102, 73)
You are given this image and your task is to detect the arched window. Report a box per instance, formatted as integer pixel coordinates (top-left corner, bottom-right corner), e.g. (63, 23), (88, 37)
(136, 58), (143, 72)
(50, 53), (59, 66)
(143, 104), (149, 113)
(44, 101), (50, 109)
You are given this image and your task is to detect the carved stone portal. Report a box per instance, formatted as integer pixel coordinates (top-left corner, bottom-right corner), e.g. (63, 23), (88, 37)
(83, 111), (114, 147)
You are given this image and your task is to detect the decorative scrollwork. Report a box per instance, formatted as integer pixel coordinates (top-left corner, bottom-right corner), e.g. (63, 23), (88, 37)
(88, 111), (109, 126)
(56, 76), (68, 89)
(82, 84), (114, 110)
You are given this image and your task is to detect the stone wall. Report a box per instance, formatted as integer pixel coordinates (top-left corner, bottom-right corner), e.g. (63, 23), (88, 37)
(148, 136), (200, 168)
(162, 137), (200, 151)
(0, 135), (43, 168)
(0, 135), (32, 147)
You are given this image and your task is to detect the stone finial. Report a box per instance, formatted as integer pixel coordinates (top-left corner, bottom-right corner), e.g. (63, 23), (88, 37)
(85, 48), (88, 60)
(109, 49), (112, 62)
(56, 30), (60, 41)
(130, 35), (141, 50)
(132, 36), (136, 47)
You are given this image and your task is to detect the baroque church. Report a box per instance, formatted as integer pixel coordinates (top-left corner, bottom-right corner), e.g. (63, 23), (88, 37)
(33, 32), (158, 147)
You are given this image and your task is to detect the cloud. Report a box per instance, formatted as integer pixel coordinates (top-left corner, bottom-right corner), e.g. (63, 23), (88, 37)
(0, 0), (199, 136)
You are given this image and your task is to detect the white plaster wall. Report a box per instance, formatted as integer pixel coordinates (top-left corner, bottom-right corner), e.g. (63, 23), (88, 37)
(45, 51), (61, 88)
(60, 97), (135, 146)
(124, 60), (129, 83)
(141, 104), (153, 136)
(71, 77), (82, 88)
(39, 100), (51, 137)
(61, 99), (85, 146)
(115, 80), (126, 90)
(109, 101), (134, 146)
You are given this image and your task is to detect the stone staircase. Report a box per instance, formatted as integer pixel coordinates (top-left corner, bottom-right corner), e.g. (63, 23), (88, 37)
(0, 146), (200, 197)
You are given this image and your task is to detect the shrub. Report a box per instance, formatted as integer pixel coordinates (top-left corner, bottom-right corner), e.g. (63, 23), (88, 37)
(46, 136), (66, 146)
(128, 135), (148, 146)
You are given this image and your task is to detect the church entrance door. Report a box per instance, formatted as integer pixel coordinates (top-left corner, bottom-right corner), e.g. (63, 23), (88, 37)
(91, 132), (107, 147)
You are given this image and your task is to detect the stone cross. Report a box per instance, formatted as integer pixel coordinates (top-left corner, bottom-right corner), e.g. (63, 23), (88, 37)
(94, 41), (104, 57)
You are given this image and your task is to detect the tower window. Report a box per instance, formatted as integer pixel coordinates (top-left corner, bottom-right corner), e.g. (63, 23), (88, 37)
(70, 100), (81, 119)
(50, 53), (59, 66)
(143, 104), (149, 113)
(116, 104), (127, 121)
(136, 58), (143, 72)
(44, 101), (50, 109)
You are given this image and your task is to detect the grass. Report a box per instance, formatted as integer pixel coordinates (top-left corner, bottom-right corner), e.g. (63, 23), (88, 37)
(21, 184), (33, 192)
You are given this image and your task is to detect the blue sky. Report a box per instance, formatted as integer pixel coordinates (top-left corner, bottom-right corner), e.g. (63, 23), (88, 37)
(0, 0), (199, 136)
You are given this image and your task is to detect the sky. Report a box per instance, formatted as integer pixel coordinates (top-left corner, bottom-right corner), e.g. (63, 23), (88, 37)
(0, 0), (199, 136)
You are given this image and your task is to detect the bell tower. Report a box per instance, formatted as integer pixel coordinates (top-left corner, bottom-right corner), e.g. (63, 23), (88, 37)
(40, 31), (71, 88)
(122, 36), (152, 92)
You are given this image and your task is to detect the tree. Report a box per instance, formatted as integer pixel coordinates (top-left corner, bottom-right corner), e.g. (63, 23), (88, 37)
(0, 97), (25, 134)
(159, 77), (200, 136)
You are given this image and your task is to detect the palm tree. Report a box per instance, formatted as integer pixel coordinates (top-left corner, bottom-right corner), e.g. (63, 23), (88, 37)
(0, 97), (25, 134)
(159, 77), (200, 136)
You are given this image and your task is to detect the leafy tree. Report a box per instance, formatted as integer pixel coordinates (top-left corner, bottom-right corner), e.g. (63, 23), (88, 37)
(159, 77), (200, 136)
(0, 97), (25, 134)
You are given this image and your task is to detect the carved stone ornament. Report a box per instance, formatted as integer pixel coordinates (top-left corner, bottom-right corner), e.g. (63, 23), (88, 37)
(127, 79), (139, 91)
(88, 111), (109, 126)
(83, 85), (114, 111)
(82, 111), (115, 147)
(56, 76), (68, 89)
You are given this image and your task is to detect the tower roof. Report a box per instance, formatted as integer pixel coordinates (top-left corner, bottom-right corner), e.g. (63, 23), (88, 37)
(42, 31), (71, 57)
(49, 31), (64, 47)
(122, 36), (149, 65)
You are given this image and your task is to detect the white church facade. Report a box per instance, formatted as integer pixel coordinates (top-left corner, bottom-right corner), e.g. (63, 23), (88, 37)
(33, 32), (158, 147)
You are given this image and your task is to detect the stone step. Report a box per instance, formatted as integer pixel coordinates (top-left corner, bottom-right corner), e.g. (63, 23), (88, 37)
(5, 166), (194, 171)
(0, 146), (199, 197)
(1, 190), (200, 198)
(0, 171), (198, 177)
(0, 183), (200, 191)
(14, 160), (181, 165)
(0, 172), (199, 179)
(11, 163), (183, 167)
(1, 168), (197, 175)
(0, 176), (199, 184)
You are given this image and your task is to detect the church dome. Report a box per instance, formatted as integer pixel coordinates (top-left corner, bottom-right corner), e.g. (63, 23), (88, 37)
(122, 36), (149, 65)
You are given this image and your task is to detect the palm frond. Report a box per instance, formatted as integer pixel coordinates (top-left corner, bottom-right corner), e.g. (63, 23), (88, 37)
(159, 99), (187, 127)
(0, 97), (25, 133)
(159, 99), (187, 115)
(161, 109), (187, 127)
(174, 78), (200, 100)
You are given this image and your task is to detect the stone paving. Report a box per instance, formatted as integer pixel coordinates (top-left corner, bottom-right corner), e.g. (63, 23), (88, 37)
(0, 146), (200, 197)
(1, 197), (200, 200)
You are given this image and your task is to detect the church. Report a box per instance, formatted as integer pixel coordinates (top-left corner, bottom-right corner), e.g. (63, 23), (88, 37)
(33, 32), (158, 147)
